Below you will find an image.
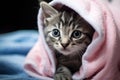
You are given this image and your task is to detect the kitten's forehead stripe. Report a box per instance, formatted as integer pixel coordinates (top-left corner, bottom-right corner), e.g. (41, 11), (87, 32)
(74, 24), (80, 29)
(61, 12), (65, 23)
(59, 12), (75, 29)
(70, 23), (75, 30)
(68, 13), (74, 27)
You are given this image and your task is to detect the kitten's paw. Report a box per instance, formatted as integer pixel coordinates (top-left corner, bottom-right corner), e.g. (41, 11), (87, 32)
(54, 73), (72, 80)
(54, 66), (72, 80)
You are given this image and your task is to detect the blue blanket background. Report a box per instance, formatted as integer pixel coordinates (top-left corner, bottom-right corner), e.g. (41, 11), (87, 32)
(0, 30), (39, 80)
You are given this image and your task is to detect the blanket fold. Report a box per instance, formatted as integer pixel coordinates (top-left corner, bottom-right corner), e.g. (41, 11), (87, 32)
(24, 0), (120, 80)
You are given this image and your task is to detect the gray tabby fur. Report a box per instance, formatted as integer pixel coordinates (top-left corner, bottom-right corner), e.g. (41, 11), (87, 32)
(40, 2), (95, 80)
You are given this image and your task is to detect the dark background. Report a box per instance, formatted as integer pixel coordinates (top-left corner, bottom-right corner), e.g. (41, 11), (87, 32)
(0, 0), (51, 34)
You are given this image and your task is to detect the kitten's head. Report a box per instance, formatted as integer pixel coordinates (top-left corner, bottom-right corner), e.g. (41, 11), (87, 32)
(41, 2), (95, 55)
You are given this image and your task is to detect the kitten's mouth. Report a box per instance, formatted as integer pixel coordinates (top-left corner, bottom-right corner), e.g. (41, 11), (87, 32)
(60, 48), (70, 52)
(62, 48), (69, 51)
(59, 48), (73, 55)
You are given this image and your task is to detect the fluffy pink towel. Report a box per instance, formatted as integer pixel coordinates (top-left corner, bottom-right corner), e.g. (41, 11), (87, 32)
(24, 0), (120, 80)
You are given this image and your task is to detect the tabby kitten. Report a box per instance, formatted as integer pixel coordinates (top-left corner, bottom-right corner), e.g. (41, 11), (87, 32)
(40, 2), (95, 80)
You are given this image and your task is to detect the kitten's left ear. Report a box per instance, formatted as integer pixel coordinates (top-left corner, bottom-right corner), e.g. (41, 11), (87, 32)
(40, 2), (58, 18)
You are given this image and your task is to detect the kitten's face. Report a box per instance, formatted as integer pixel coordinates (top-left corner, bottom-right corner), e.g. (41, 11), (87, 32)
(41, 2), (94, 55)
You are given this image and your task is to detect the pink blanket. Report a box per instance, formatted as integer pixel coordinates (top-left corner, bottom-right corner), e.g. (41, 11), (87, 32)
(24, 0), (120, 80)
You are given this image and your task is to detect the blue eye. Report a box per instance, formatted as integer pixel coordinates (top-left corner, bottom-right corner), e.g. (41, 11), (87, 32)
(52, 29), (60, 37)
(72, 30), (81, 39)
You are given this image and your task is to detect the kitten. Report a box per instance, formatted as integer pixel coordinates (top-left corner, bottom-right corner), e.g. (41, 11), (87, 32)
(40, 2), (95, 80)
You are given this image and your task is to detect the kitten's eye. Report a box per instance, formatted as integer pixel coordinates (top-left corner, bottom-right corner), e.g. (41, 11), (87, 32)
(52, 29), (60, 37)
(72, 30), (81, 39)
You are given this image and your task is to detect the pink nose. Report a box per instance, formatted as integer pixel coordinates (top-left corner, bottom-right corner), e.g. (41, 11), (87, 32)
(61, 43), (69, 49)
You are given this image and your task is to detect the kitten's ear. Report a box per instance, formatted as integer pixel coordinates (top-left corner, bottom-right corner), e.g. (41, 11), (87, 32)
(40, 2), (58, 18)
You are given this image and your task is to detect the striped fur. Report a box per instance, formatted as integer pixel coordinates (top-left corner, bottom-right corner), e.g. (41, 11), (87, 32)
(41, 2), (95, 79)
(42, 10), (94, 56)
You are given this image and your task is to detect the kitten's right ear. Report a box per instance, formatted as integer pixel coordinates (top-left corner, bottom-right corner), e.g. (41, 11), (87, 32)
(40, 2), (58, 18)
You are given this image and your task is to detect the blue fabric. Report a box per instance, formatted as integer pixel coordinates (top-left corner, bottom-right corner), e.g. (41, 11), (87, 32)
(0, 30), (39, 80)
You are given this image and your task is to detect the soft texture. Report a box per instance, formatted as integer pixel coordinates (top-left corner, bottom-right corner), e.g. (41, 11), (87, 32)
(0, 30), (39, 80)
(24, 0), (120, 80)
(0, 30), (38, 55)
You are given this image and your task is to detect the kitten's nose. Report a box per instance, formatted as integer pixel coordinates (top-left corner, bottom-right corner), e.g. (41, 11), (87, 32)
(61, 43), (69, 49)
